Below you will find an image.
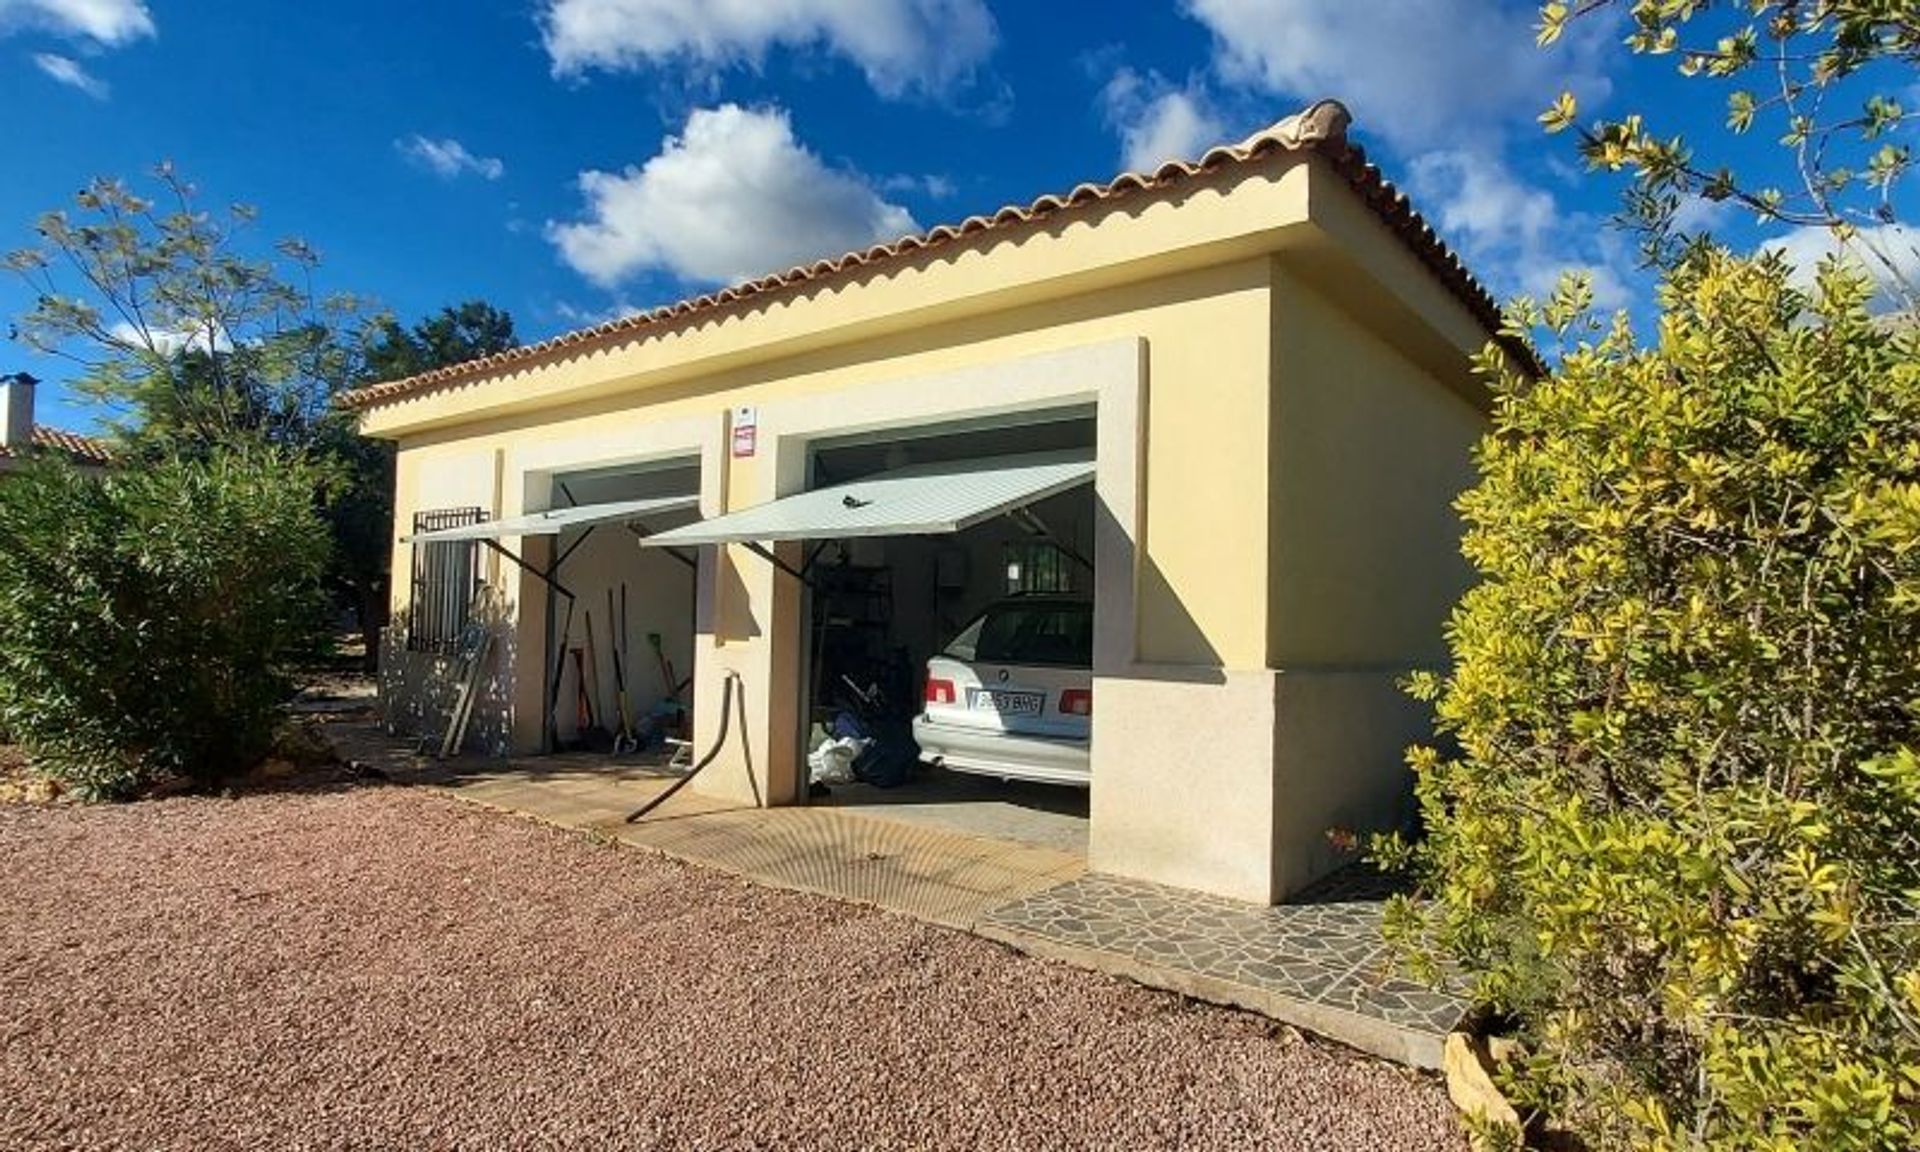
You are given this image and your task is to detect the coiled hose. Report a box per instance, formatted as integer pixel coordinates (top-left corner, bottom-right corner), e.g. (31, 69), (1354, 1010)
(624, 670), (743, 824)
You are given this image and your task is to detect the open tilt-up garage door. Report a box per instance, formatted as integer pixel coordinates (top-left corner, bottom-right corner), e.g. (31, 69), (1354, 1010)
(402, 493), (701, 599)
(404, 491), (702, 751)
(402, 495), (701, 546)
(640, 450), (1093, 552)
(644, 447), (1096, 834)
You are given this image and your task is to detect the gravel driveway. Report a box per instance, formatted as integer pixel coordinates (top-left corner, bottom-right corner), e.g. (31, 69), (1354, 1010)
(0, 781), (1464, 1151)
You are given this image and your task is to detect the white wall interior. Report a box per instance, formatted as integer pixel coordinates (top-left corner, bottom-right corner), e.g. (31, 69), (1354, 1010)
(544, 460), (701, 747)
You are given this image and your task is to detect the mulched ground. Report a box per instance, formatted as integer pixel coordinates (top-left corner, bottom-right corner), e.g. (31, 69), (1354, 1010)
(0, 781), (1465, 1151)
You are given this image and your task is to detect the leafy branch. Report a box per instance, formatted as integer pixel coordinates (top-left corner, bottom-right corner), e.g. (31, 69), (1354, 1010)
(1537, 0), (1920, 296)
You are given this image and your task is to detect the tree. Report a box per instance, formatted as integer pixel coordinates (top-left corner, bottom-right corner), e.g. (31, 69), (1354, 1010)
(5, 166), (365, 450)
(1538, 0), (1919, 284)
(1379, 8), (1920, 1148)
(324, 303), (516, 669)
(6, 167), (518, 672)
(363, 301), (515, 382)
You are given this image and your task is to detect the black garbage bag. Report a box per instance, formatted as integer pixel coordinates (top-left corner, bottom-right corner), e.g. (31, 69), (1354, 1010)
(853, 723), (919, 788)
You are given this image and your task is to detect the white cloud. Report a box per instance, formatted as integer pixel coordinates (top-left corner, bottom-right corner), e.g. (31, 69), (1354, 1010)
(1160, 1), (1640, 314)
(107, 320), (232, 355)
(1408, 149), (1631, 309)
(1412, 151), (1557, 251)
(546, 103), (918, 288)
(396, 135), (505, 181)
(553, 298), (644, 327)
(1100, 67), (1224, 172)
(32, 51), (105, 99)
(1669, 193), (1735, 235)
(1179, 0), (1610, 153)
(878, 172), (957, 199)
(539, 0), (996, 98)
(0, 0), (152, 45)
(1761, 223), (1920, 311)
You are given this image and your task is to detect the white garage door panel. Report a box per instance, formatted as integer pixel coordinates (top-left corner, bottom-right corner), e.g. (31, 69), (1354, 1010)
(400, 495), (701, 543)
(642, 450), (1095, 547)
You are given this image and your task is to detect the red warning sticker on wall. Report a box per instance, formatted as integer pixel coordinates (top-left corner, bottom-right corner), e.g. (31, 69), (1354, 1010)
(731, 406), (757, 458)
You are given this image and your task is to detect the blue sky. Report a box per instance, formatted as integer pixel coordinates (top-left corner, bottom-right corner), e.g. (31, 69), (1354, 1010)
(1, 1), (1910, 433)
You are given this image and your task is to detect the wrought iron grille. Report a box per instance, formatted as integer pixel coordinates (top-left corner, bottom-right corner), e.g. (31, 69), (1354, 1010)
(408, 507), (485, 654)
(1004, 541), (1073, 595)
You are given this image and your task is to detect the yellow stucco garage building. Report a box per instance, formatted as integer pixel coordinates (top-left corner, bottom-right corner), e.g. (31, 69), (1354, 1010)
(342, 100), (1522, 906)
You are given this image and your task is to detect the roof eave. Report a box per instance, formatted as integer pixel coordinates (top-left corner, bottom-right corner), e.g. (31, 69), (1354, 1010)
(342, 99), (1536, 420)
(357, 160), (1329, 438)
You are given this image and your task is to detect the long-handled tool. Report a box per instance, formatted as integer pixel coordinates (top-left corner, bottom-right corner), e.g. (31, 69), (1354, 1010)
(570, 646), (593, 737)
(546, 595), (576, 750)
(649, 631), (690, 702)
(583, 609), (605, 717)
(575, 608), (612, 750)
(609, 585), (637, 755)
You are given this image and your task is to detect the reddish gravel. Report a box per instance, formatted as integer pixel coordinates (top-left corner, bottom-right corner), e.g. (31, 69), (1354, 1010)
(0, 783), (1465, 1151)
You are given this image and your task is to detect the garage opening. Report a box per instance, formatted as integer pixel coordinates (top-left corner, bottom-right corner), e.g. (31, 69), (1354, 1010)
(483, 458), (703, 757)
(649, 409), (1096, 854)
(526, 459), (703, 757)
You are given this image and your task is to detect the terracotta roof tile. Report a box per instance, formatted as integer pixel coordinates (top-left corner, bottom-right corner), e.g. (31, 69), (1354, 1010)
(339, 100), (1534, 412)
(0, 426), (114, 465)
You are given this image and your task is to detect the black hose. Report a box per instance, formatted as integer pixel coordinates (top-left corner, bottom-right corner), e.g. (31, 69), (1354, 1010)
(623, 671), (742, 824)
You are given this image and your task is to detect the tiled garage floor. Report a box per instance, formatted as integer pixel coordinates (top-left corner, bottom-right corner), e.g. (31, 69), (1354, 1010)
(814, 765), (1091, 854)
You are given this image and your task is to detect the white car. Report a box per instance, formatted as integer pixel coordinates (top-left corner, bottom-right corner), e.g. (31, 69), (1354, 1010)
(912, 596), (1092, 787)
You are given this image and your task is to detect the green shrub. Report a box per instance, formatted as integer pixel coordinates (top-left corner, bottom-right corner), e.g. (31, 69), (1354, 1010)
(0, 450), (330, 799)
(1379, 251), (1920, 1150)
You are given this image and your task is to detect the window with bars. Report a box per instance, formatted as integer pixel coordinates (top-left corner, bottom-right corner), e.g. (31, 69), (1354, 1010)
(408, 507), (486, 655)
(1003, 541), (1073, 595)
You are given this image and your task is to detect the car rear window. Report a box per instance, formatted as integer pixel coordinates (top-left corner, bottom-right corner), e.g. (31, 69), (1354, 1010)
(945, 602), (1093, 667)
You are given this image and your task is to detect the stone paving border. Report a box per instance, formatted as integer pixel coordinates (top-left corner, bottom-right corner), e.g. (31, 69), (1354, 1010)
(979, 872), (1466, 1068)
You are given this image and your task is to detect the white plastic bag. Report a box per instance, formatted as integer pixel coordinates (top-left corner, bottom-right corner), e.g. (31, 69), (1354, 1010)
(807, 736), (870, 785)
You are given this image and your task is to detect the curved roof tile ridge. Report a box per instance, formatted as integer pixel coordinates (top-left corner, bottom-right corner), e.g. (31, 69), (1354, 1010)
(338, 98), (1527, 412)
(0, 426), (115, 465)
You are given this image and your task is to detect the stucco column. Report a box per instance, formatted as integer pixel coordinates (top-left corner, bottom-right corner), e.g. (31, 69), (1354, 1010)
(687, 431), (804, 807)
(1083, 279), (1290, 904)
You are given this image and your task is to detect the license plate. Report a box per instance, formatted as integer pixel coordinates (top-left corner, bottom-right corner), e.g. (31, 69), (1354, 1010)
(969, 689), (1044, 716)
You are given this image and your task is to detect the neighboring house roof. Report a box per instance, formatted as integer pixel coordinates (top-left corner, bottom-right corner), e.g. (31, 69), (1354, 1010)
(0, 425), (114, 466)
(339, 99), (1531, 413)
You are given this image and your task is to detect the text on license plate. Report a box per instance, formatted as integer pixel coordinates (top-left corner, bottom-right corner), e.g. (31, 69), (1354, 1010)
(968, 689), (1045, 716)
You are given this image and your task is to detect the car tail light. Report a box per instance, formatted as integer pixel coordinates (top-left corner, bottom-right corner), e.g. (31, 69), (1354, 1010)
(925, 678), (956, 706)
(1060, 688), (1092, 717)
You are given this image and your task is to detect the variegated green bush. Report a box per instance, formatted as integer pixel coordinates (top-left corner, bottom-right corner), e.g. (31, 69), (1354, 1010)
(1378, 250), (1920, 1150)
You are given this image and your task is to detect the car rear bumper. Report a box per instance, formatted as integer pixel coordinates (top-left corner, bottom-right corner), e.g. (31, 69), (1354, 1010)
(911, 715), (1091, 787)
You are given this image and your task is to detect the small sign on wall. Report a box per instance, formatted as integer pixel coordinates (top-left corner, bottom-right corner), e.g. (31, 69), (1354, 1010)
(731, 406), (757, 459)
